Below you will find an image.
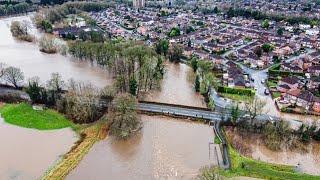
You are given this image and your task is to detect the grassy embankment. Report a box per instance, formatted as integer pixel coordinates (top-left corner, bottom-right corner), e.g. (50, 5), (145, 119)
(43, 119), (107, 180)
(0, 103), (108, 179)
(217, 131), (320, 180)
(0, 103), (77, 130)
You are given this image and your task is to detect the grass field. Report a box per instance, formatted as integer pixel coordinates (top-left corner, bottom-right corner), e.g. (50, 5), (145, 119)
(0, 103), (76, 130)
(218, 144), (320, 180)
(220, 93), (253, 102)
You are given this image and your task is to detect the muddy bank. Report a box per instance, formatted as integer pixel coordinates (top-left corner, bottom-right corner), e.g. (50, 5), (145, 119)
(226, 128), (320, 175)
(68, 115), (219, 179)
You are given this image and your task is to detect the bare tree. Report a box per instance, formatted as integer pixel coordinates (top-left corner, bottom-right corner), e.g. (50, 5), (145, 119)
(243, 97), (266, 124)
(2, 66), (24, 88)
(0, 63), (6, 78)
(47, 73), (65, 92)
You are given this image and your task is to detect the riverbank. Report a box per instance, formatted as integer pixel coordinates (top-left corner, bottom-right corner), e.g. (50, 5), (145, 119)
(225, 128), (320, 177)
(0, 103), (76, 130)
(43, 118), (108, 180)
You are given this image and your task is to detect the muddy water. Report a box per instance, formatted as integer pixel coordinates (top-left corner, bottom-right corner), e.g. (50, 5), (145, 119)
(0, 15), (112, 88)
(144, 62), (206, 108)
(230, 130), (320, 175)
(251, 140), (320, 175)
(68, 115), (219, 180)
(0, 117), (77, 179)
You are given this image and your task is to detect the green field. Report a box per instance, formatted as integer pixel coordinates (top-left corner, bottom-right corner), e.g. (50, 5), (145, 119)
(218, 145), (320, 180)
(0, 103), (76, 130)
(220, 92), (253, 102)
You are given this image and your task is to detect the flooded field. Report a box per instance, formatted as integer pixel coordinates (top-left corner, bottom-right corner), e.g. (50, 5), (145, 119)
(228, 130), (320, 175)
(144, 62), (206, 108)
(68, 115), (219, 180)
(0, 117), (77, 179)
(0, 15), (111, 88)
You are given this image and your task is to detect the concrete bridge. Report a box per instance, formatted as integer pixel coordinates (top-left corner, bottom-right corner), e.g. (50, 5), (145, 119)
(137, 101), (229, 121)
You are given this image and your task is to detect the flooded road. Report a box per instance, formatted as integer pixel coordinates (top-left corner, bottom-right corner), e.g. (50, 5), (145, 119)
(144, 62), (206, 108)
(68, 115), (219, 180)
(0, 116), (77, 179)
(0, 15), (111, 88)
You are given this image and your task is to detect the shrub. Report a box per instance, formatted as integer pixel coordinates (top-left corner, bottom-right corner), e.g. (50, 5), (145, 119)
(217, 86), (255, 96)
(10, 21), (34, 42)
(39, 35), (58, 54)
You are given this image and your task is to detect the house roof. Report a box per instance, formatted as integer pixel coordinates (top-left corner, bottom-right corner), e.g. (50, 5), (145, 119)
(281, 76), (300, 85)
(298, 91), (314, 102)
(286, 89), (301, 97)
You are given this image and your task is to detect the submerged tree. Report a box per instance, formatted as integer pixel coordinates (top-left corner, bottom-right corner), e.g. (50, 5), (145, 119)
(10, 21), (33, 42)
(108, 93), (141, 139)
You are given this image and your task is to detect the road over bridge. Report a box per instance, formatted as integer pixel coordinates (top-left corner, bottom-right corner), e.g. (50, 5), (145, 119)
(137, 101), (228, 121)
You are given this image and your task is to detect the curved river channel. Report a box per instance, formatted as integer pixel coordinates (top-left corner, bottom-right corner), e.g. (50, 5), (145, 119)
(0, 15), (218, 179)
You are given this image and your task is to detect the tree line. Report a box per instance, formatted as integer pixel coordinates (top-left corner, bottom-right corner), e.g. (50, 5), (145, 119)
(0, 2), (33, 17)
(68, 40), (165, 96)
(34, 1), (112, 30)
(226, 7), (319, 26)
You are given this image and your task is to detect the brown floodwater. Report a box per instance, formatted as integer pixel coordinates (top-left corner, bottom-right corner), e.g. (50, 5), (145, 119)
(143, 62), (206, 108)
(68, 115), (220, 180)
(0, 15), (112, 88)
(229, 130), (320, 175)
(0, 117), (77, 179)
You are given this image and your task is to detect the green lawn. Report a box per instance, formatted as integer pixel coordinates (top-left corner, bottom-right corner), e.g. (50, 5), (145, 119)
(0, 103), (76, 130)
(272, 91), (282, 99)
(218, 145), (320, 180)
(220, 93), (253, 102)
(267, 80), (278, 88)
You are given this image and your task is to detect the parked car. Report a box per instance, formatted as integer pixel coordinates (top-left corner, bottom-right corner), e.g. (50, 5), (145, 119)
(261, 79), (265, 84)
(251, 78), (254, 82)
(264, 88), (270, 95)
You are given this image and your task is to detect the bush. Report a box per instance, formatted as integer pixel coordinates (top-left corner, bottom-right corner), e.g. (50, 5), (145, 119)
(10, 21), (34, 42)
(217, 86), (255, 96)
(0, 93), (26, 103)
(39, 35), (58, 54)
(268, 63), (304, 77)
(57, 82), (102, 123)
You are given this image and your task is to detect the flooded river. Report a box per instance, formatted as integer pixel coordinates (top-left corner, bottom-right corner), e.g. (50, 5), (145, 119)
(227, 129), (320, 175)
(0, 116), (77, 179)
(0, 15), (111, 88)
(144, 62), (206, 108)
(1, 15), (216, 180)
(68, 115), (219, 179)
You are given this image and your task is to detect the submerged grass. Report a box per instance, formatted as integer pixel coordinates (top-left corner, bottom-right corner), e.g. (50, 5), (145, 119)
(218, 131), (320, 180)
(0, 103), (77, 130)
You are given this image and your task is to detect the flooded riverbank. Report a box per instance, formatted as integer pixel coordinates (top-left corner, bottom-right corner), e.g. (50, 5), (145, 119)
(68, 115), (219, 179)
(227, 129), (320, 175)
(143, 62), (206, 108)
(0, 15), (112, 88)
(0, 116), (77, 179)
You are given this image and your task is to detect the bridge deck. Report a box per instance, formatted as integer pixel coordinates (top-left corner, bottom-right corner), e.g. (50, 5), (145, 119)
(138, 103), (224, 121)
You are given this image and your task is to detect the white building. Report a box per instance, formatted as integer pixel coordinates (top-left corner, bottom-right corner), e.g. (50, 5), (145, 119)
(133, 0), (145, 8)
